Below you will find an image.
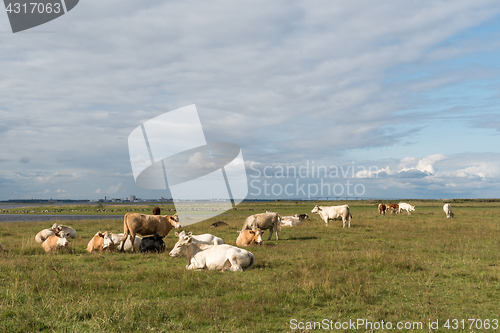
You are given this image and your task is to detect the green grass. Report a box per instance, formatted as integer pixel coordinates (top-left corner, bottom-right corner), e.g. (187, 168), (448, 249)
(1, 200), (499, 332)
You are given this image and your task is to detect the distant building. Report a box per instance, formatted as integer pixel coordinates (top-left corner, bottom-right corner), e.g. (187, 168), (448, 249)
(128, 195), (136, 202)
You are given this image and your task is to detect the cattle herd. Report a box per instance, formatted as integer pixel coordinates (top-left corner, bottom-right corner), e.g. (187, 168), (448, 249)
(26, 203), (456, 271)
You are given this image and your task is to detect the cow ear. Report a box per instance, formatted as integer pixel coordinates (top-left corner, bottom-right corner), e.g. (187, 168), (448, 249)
(186, 237), (192, 243)
(187, 232), (192, 236)
(249, 231), (255, 235)
(66, 232), (70, 237)
(97, 231), (103, 236)
(175, 232), (179, 236)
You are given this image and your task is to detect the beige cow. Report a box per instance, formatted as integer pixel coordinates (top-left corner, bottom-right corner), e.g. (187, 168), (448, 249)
(120, 213), (180, 251)
(236, 229), (263, 247)
(87, 232), (114, 253)
(41, 232), (70, 252)
(241, 212), (281, 241)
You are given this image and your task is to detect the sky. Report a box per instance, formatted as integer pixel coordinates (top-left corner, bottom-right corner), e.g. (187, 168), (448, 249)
(1, 0), (500, 201)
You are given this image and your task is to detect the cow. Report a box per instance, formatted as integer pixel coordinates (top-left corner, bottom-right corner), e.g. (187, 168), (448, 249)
(241, 212), (281, 241)
(152, 207), (161, 215)
(311, 205), (352, 228)
(169, 233), (255, 271)
(110, 233), (142, 251)
(35, 227), (58, 244)
(175, 230), (225, 245)
(87, 231), (114, 253)
(443, 203), (454, 218)
(139, 234), (165, 253)
(236, 229), (263, 246)
(378, 204), (387, 215)
(120, 213), (180, 251)
(41, 232), (70, 252)
(51, 223), (77, 239)
(209, 221), (229, 228)
(387, 204), (399, 214)
(398, 202), (415, 214)
(281, 214), (310, 227)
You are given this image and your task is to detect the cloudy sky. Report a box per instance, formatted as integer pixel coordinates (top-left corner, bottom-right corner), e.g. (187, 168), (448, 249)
(1, 0), (500, 201)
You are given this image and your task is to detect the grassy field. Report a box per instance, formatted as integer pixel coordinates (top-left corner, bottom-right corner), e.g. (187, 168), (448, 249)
(0, 200), (499, 332)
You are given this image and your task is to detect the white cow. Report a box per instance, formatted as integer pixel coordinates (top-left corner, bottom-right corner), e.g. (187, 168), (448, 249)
(169, 233), (255, 271)
(175, 230), (225, 245)
(443, 204), (454, 218)
(398, 202), (415, 215)
(241, 212), (281, 240)
(311, 205), (352, 228)
(110, 233), (142, 251)
(51, 223), (77, 238)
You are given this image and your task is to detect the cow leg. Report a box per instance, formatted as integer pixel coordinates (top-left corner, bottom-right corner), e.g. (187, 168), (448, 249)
(120, 231), (129, 251)
(275, 226), (279, 241)
(267, 229), (273, 241)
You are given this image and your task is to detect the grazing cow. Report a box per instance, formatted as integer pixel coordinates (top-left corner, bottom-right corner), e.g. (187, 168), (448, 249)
(210, 221), (229, 228)
(152, 207), (161, 215)
(236, 229), (263, 246)
(175, 231), (225, 245)
(87, 231), (114, 253)
(241, 212), (281, 241)
(281, 214), (310, 227)
(398, 202), (415, 215)
(110, 233), (142, 251)
(387, 204), (399, 214)
(378, 204), (387, 215)
(120, 213), (180, 251)
(443, 204), (454, 218)
(139, 234), (165, 253)
(311, 205), (352, 228)
(41, 232), (70, 252)
(169, 233), (255, 271)
(51, 223), (77, 239)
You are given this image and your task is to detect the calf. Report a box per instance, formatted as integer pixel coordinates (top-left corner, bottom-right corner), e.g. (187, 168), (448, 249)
(87, 231), (114, 253)
(41, 232), (70, 252)
(311, 205), (352, 228)
(378, 204), (387, 215)
(169, 233), (255, 271)
(236, 229), (263, 246)
(139, 234), (165, 253)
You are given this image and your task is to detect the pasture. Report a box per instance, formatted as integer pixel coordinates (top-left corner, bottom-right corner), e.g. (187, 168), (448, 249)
(0, 200), (499, 332)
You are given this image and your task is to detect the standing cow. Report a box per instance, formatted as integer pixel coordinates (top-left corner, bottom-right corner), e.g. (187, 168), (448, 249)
(378, 204), (387, 215)
(120, 213), (180, 252)
(241, 212), (281, 241)
(398, 202), (415, 215)
(387, 204), (399, 214)
(443, 204), (454, 218)
(311, 205), (352, 228)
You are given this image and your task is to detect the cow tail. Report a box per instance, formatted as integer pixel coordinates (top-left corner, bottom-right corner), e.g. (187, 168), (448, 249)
(277, 214), (282, 230)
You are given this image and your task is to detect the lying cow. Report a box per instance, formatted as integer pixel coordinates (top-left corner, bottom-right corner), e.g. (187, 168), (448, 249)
(169, 233), (255, 271)
(120, 213), (180, 251)
(387, 204), (399, 214)
(311, 205), (352, 228)
(110, 233), (142, 251)
(281, 214), (310, 227)
(35, 223), (77, 243)
(398, 202), (415, 214)
(209, 221), (229, 228)
(139, 234), (165, 253)
(236, 229), (263, 246)
(87, 231), (114, 253)
(175, 230), (225, 245)
(41, 231), (70, 252)
(241, 212), (281, 241)
(378, 204), (387, 215)
(443, 203), (454, 218)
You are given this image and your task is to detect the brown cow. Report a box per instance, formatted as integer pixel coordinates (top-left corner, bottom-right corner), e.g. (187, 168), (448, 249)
(236, 229), (263, 247)
(120, 213), (180, 251)
(41, 232), (70, 252)
(387, 204), (399, 214)
(378, 204), (387, 215)
(87, 231), (114, 253)
(152, 207), (161, 215)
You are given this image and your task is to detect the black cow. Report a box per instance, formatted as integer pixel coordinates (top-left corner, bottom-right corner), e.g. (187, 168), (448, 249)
(139, 234), (165, 253)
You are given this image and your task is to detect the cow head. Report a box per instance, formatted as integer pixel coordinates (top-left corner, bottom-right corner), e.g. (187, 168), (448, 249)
(97, 231), (114, 251)
(54, 232), (70, 248)
(295, 214), (310, 220)
(311, 205), (321, 213)
(251, 228), (263, 245)
(169, 233), (192, 257)
(169, 214), (181, 228)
